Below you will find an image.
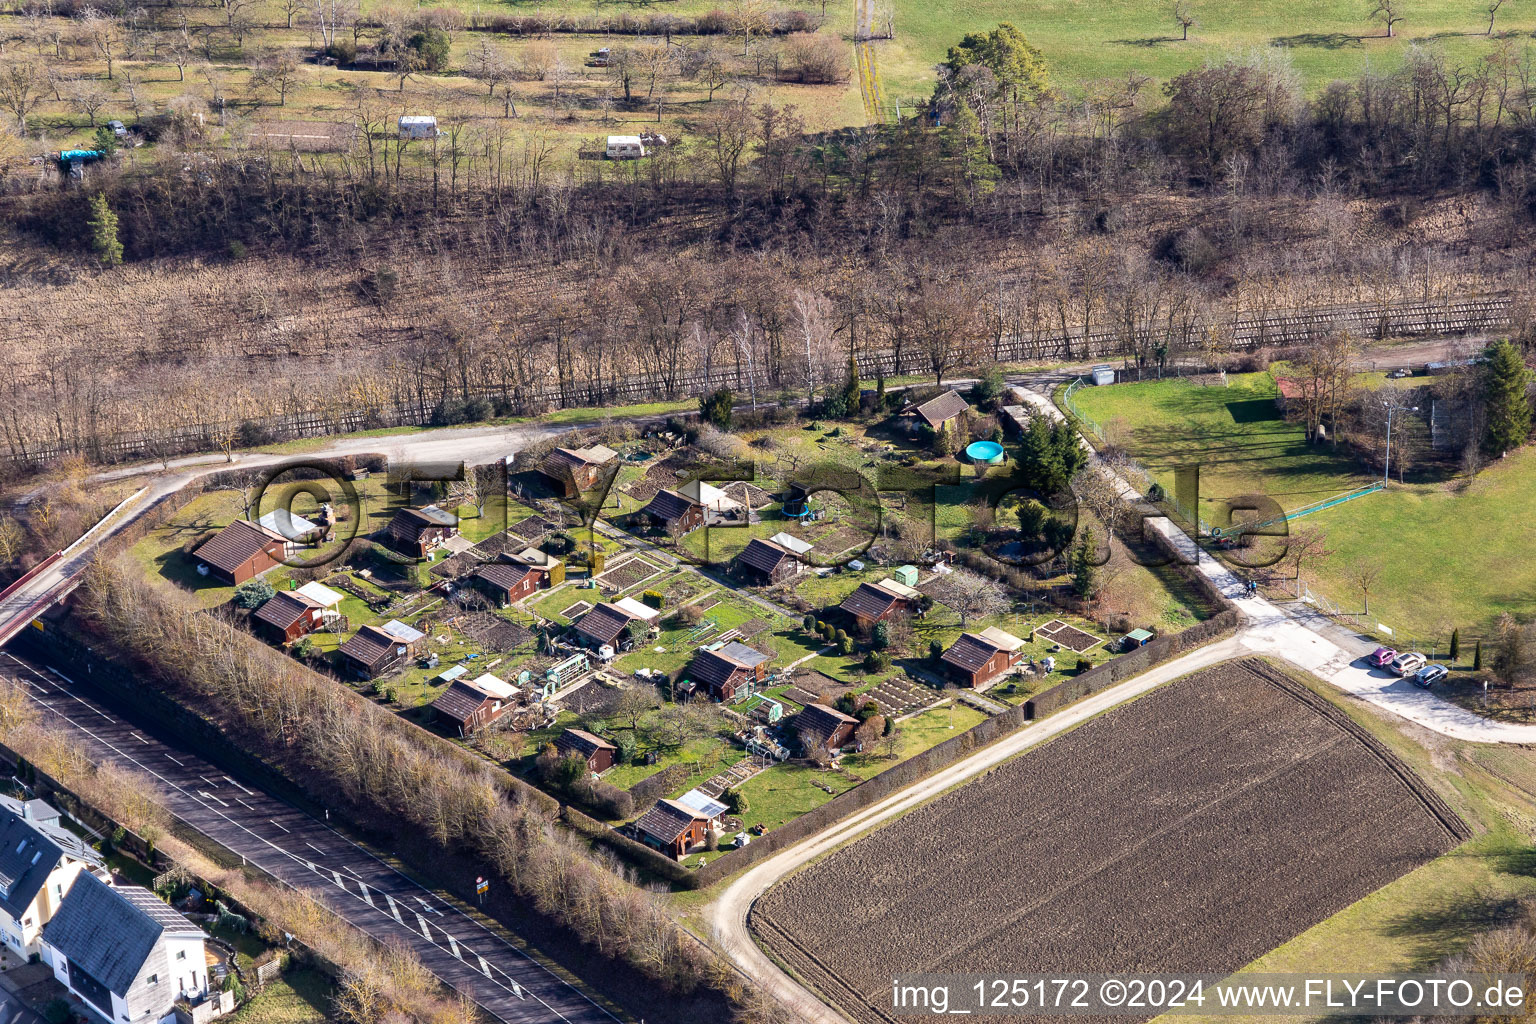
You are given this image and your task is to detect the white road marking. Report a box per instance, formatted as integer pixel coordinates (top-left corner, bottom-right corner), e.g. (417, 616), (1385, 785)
(197, 791), (228, 808)
(223, 777), (253, 795)
(305, 842), (325, 858)
(164, 754), (185, 766)
(448, 937), (460, 959)
(415, 913), (431, 940)
(0, 651), (612, 1024)
(269, 820), (290, 833)
(332, 871), (345, 890)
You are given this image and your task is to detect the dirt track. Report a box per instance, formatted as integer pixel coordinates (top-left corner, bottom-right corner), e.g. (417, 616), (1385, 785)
(751, 659), (1468, 1024)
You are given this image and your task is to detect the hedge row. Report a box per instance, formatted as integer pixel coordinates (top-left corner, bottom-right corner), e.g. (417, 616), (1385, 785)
(624, 762), (695, 806)
(467, 8), (823, 37)
(561, 805), (694, 885)
(1024, 608), (1241, 718)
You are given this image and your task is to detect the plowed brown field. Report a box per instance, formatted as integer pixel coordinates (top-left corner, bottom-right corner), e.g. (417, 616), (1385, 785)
(752, 659), (1469, 1024)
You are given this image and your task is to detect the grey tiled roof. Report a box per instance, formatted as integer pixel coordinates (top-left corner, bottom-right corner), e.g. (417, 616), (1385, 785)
(43, 874), (199, 997)
(0, 809), (78, 920)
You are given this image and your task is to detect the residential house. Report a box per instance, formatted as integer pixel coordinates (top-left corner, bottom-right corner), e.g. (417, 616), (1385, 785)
(507, 547), (565, 586)
(42, 873), (209, 1024)
(633, 799), (710, 860)
(555, 728), (618, 774)
(792, 703), (859, 754)
(676, 479), (742, 514)
(734, 538), (803, 586)
(896, 390), (970, 436)
(941, 627), (1027, 688)
(252, 581), (344, 645)
(255, 508), (324, 546)
(686, 641), (772, 702)
(383, 506), (459, 559)
(190, 521), (285, 585)
(0, 807), (107, 958)
(674, 789), (728, 828)
(0, 797), (61, 830)
(540, 446), (618, 497)
(430, 673), (518, 736)
(838, 579), (921, 629)
(337, 619), (423, 679)
(472, 564), (541, 607)
(640, 489), (704, 536)
(571, 600), (658, 652)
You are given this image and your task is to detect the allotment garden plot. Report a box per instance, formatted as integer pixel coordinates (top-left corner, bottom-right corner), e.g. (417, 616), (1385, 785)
(752, 659), (1468, 1024)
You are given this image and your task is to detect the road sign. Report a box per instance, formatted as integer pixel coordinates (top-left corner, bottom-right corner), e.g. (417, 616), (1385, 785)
(476, 877), (488, 894)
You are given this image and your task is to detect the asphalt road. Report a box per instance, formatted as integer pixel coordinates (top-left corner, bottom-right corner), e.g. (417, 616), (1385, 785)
(0, 649), (623, 1024)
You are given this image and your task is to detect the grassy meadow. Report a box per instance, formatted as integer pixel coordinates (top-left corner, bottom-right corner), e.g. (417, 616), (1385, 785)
(1070, 372), (1536, 643)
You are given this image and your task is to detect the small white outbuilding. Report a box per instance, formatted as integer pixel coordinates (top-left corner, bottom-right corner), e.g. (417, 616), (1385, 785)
(606, 135), (646, 159)
(398, 115), (439, 140)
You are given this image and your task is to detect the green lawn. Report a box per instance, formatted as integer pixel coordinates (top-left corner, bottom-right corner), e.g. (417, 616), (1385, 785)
(614, 593), (821, 678)
(1305, 445), (1536, 642)
(1068, 372), (1371, 511)
(228, 970), (333, 1024)
(870, 0), (1534, 107)
(1067, 372), (1536, 642)
(731, 761), (865, 833)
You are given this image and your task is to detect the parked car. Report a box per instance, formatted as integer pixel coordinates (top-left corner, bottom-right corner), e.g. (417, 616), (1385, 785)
(107, 119), (128, 138)
(1369, 647), (1397, 668)
(1413, 664), (1448, 688)
(1391, 651), (1427, 677)
(1388, 367), (1412, 379)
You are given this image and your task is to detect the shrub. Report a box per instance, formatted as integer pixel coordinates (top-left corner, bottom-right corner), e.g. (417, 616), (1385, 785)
(835, 627), (848, 643)
(233, 579), (275, 609)
(929, 639), (944, 661)
(872, 621), (890, 650)
(614, 731), (637, 765)
(406, 27), (451, 70)
(1076, 658), (1092, 673)
(641, 589), (665, 609)
(699, 388), (734, 428)
(357, 265), (399, 304)
(838, 636), (854, 656)
(803, 613), (817, 633)
(44, 1000), (70, 1024)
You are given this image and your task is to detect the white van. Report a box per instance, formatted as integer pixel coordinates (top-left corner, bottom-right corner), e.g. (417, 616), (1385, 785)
(606, 135), (646, 160)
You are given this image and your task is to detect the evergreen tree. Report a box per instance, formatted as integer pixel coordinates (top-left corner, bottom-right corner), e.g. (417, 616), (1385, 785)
(1017, 498), (1047, 537)
(1483, 339), (1532, 456)
(1071, 530), (1098, 600)
(1474, 639), (1483, 672)
(87, 192), (123, 267)
(1449, 628), (1460, 662)
(876, 372), (887, 411)
(699, 387), (734, 428)
(943, 23), (1050, 107)
(945, 98), (997, 203)
(842, 352), (861, 416)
